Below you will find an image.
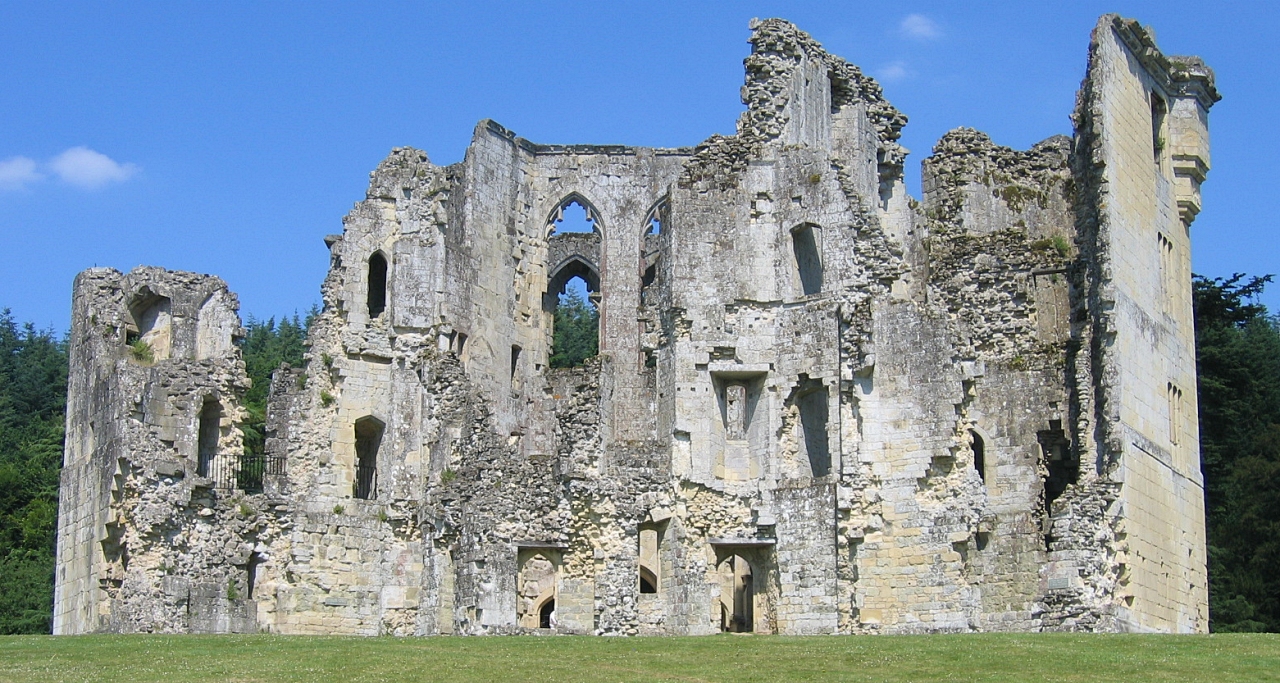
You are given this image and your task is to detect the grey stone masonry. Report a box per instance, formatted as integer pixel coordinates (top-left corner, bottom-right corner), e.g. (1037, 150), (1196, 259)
(54, 15), (1217, 635)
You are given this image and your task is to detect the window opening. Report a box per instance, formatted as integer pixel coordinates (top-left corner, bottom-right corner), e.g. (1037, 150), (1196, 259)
(367, 252), (388, 319)
(197, 397), (220, 478)
(510, 345), (522, 380)
(1168, 383), (1183, 446)
(797, 386), (830, 477)
(354, 416), (383, 500)
(1158, 233), (1176, 315)
(640, 198), (665, 307)
(791, 223), (823, 296)
(971, 429), (986, 482)
(548, 274), (599, 368)
(549, 199), (598, 235)
(1039, 420), (1075, 550)
(1151, 93), (1168, 163)
(127, 290), (173, 362)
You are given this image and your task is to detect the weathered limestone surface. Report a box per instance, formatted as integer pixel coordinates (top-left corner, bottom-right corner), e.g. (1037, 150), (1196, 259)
(54, 15), (1217, 635)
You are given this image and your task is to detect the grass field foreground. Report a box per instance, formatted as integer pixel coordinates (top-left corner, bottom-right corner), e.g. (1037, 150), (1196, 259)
(1, 633), (1278, 682)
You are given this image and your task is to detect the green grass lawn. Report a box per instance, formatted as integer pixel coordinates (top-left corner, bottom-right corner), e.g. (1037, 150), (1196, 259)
(0, 633), (1277, 682)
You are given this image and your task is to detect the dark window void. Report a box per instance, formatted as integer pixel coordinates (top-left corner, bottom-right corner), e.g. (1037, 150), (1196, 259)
(539, 598), (555, 629)
(367, 252), (388, 319)
(798, 387), (830, 477)
(971, 430), (986, 482)
(792, 224), (822, 296)
(246, 553), (261, 599)
(1039, 420), (1076, 550)
(1151, 93), (1168, 162)
(354, 416), (383, 500)
(510, 345), (522, 379)
(197, 397), (220, 477)
(640, 260), (658, 306)
(640, 568), (658, 594)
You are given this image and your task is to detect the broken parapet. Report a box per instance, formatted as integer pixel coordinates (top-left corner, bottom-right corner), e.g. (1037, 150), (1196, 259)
(55, 14), (1215, 636)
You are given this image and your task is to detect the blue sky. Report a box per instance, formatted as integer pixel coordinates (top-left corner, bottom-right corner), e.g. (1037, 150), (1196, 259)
(2, 1), (1276, 331)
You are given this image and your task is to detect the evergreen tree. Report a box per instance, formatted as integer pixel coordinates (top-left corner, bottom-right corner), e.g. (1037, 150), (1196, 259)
(0, 310), (67, 634)
(1195, 274), (1280, 632)
(237, 309), (314, 455)
(549, 289), (599, 368)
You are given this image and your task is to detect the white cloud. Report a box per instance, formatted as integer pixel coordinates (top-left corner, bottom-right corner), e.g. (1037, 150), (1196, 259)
(0, 156), (43, 191)
(899, 14), (942, 40)
(49, 147), (138, 189)
(875, 61), (913, 83)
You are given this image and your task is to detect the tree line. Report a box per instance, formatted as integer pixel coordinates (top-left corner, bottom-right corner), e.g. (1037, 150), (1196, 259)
(0, 275), (1274, 632)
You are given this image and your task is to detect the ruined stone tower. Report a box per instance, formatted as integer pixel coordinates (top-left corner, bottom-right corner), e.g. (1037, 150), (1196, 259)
(54, 15), (1217, 635)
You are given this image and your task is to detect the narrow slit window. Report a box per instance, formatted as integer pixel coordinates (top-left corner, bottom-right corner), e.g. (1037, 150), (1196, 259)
(1168, 383), (1183, 446)
(367, 252), (388, 319)
(1158, 233), (1175, 314)
(971, 429), (986, 483)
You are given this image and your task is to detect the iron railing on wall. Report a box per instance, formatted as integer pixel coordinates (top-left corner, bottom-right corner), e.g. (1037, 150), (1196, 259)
(208, 453), (286, 493)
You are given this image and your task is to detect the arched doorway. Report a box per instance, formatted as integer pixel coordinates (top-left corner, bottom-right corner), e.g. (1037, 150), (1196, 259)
(538, 596), (556, 629)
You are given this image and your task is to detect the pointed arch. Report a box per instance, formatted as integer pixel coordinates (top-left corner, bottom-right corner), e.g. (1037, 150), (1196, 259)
(545, 255), (601, 309)
(545, 193), (604, 237)
(642, 195), (669, 237)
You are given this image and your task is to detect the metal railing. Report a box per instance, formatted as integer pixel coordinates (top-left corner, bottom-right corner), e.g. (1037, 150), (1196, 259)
(209, 453), (286, 493)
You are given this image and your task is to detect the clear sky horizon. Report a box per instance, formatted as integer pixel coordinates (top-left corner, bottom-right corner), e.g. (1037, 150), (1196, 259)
(2, 1), (1277, 332)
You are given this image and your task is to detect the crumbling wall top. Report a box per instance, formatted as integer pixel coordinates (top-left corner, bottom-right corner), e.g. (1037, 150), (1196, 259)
(1100, 14), (1220, 108)
(680, 18), (906, 189)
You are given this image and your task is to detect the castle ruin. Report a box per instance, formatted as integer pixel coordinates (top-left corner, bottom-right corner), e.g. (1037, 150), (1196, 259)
(54, 15), (1218, 635)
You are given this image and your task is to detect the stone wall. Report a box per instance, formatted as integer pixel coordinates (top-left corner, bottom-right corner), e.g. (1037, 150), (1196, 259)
(54, 14), (1215, 635)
